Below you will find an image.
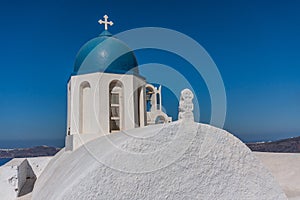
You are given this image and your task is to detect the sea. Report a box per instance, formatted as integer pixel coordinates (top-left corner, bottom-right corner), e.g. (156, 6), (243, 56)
(0, 158), (12, 166)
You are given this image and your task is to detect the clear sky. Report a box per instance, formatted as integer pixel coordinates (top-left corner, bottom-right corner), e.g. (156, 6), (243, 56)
(0, 0), (299, 147)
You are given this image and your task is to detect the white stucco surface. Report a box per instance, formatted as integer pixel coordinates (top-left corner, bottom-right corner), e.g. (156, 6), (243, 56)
(26, 157), (53, 178)
(254, 152), (300, 200)
(32, 121), (287, 200)
(0, 156), (52, 200)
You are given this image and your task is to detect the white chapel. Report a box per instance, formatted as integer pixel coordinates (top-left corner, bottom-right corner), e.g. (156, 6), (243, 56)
(65, 15), (171, 150)
(0, 15), (288, 200)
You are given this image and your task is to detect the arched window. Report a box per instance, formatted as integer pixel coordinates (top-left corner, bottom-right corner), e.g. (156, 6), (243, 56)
(109, 80), (123, 132)
(79, 81), (91, 134)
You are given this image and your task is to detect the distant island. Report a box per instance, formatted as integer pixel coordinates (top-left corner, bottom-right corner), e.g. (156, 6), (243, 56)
(0, 136), (299, 158)
(0, 146), (61, 158)
(247, 136), (300, 153)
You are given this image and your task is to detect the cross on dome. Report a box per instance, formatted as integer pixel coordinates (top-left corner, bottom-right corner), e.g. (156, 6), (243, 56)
(98, 15), (114, 30)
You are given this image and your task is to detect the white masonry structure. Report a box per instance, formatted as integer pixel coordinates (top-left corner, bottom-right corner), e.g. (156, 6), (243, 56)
(66, 15), (171, 151)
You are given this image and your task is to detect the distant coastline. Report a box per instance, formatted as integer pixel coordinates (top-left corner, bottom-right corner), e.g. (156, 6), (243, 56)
(247, 136), (300, 153)
(0, 136), (299, 160)
(0, 146), (61, 159)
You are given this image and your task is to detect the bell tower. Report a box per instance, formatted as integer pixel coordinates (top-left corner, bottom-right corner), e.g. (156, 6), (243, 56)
(65, 15), (147, 151)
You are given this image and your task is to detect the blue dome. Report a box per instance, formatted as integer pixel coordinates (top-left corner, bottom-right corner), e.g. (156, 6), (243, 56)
(73, 31), (139, 75)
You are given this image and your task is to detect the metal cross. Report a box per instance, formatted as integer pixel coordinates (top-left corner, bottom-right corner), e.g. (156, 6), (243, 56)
(98, 15), (113, 30)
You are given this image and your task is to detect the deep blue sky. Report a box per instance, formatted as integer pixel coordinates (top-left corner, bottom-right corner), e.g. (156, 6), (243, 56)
(0, 0), (299, 147)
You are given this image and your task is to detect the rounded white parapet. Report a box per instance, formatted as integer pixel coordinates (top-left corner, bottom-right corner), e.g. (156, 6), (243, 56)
(32, 121), (287, 200)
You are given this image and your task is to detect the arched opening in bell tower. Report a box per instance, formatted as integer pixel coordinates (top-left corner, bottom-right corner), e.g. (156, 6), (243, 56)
(109, 80), (124, 132)
(79, 81), (91, 134)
